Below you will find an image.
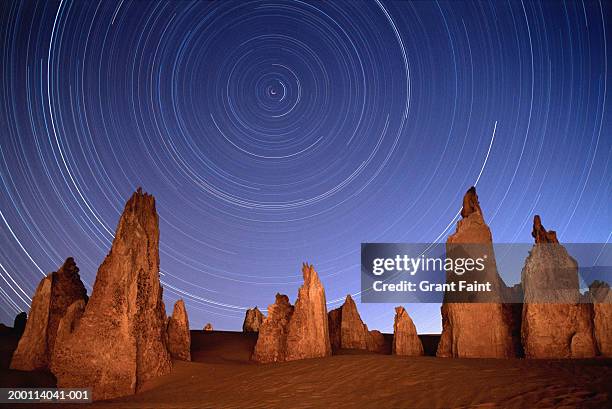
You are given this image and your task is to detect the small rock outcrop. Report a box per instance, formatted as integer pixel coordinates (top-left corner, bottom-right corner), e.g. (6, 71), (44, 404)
(50, 189), (172, 400)
(437, 187), (519, 358)
(167, 300), (191, 361)
(252, 294), (294, 363)
(392, 306), (423, 356)
(588, 281), (612, 357)
(285, 263), (332, 361)
(521, 217), (596, 358)
(243, 307), (264, 333)
(203, 323), (213, 331)
(13, 312), (27, 336)
(10, 258), (87, 371)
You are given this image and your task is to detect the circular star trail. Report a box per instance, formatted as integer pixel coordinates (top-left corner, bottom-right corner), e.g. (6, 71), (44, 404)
(0, 0), (610, 333)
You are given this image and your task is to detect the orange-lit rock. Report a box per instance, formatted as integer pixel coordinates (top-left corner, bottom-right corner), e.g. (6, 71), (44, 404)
(392, 306), (423, 356)
(167, 300), (191, 361)
(50, 189), (172, 400)
(11, 258), (87, 371)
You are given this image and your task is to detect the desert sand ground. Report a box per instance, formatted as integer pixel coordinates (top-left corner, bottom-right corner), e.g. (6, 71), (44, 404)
(1, 330), (611, 409)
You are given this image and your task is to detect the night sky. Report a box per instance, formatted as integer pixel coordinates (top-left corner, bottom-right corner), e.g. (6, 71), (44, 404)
(1, 0), (610, 334)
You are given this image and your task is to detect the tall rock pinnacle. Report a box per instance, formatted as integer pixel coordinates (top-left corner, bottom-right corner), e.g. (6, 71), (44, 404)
(521, 216), (596, 358)
(285, 263), (332, 361)
(437, 187), (519, 358)
(51, 189), (172, 400)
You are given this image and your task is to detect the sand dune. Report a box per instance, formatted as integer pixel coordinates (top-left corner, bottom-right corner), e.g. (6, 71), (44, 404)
(1, 331), (611, 408)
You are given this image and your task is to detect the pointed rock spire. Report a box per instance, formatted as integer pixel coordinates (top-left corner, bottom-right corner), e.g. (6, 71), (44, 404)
(392, 306), (423, 356)
(328, 294), (386, 353)
(285, 263), (332, 361)
(531, 215), (559, 244)
(437, 186), (519, 358)
(253, 263), (332, 362)
(50, 189), (172, 400)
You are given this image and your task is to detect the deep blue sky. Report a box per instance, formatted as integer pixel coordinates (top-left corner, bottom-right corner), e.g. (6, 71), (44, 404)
(0, 1), (610, 333)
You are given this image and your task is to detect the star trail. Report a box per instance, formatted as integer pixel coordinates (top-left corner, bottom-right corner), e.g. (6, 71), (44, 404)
(0, 0), (610, 333)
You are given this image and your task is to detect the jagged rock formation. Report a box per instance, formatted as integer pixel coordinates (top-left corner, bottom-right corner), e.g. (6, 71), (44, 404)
(460, 186), (482, 218)
(13, 312), (27, 336)
(588, 281), (612, 357)
(328, 295), (385, 353)
(328, 295), (367, 350)
(285, 263), (332, 361)
(50, 189), (172, 400)
(531, 215), (559, 244)
(10, 258), (88, 371)
(521, 217), (596, 358)
(252, 293), (294, 363)
(203, 323), (213, 331)
(166, 300), (191, 361)
(253, 263), (331, 362)
(392, 306), (423, 356)
(437, 187), (519, 358)
(242, 307), (264, 333)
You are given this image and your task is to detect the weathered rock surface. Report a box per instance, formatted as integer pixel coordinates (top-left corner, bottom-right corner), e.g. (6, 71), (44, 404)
(167, 300), (191, 361)
(328, 295), (367, 351)
(50, 189), (172, 400)
(242, 307), (264, 333)
(328, 308), (342, 351)
(13, 312), (27, 336)
(338, 295), (368, 350)
(460, 186), (482, 218)
(285, 263), (332, 361)
(328, 295), (384, 353)
(437, 187), (519, 358)
(521, 218), (596, 358)
(531, 215), (559, 244)
(252, 293), (294, 363)
(10, 258), (87, 371)
(366, 330), (386, 354)
(10, 277), (51, 371)
(588, 281), (612, 357)
(253, 263), (332, 362)
(50, 299), (86, 373)
(203, 323), (213, 331)
(392, 306), (423, 356)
